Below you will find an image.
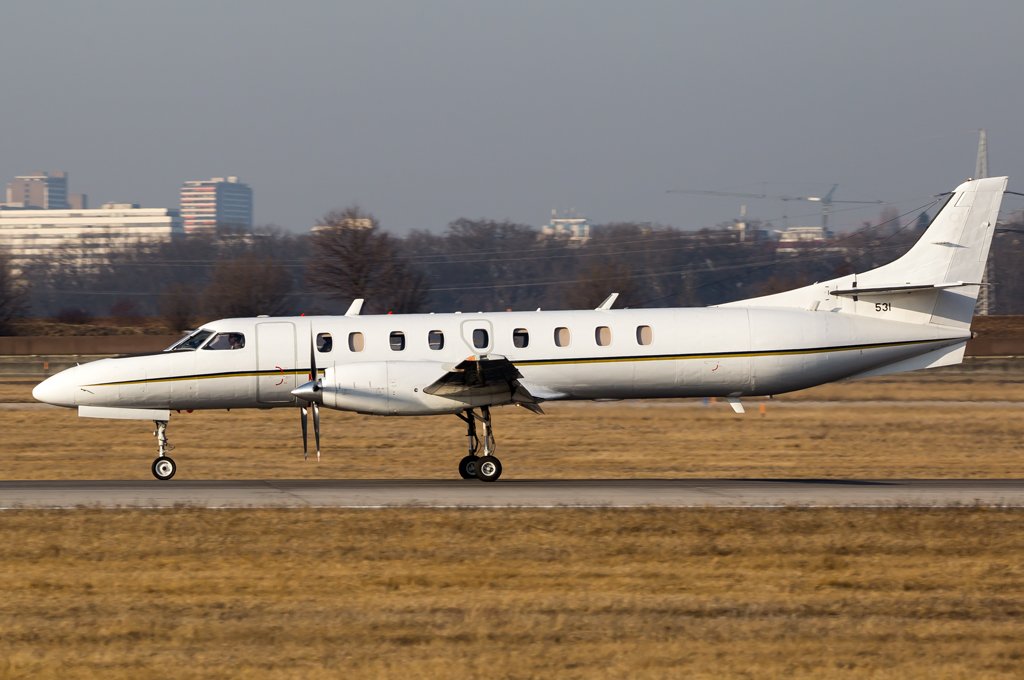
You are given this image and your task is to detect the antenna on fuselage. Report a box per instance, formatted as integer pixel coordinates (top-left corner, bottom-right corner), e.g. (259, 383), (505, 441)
(345, 299), (365, 316)
(596, 293), (619, 310)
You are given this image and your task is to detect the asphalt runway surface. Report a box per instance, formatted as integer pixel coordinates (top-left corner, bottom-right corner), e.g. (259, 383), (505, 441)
(1, 479), (1023, 508)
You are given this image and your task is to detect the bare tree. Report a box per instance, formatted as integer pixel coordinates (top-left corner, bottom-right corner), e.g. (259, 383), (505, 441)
(0, 250), (26, 335)
(564, 262), (636, 310)
(160, 283), (199, 332)
(203, 255), (293, 318)
(307, 206), (428, 313)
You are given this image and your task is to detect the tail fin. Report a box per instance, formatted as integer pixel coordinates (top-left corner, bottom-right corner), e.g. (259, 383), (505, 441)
(726, 176), (1008, 328)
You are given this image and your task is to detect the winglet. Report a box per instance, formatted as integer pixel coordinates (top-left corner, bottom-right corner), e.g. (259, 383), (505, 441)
(345, 299), (364, 316)
(596, 293), (619, 310)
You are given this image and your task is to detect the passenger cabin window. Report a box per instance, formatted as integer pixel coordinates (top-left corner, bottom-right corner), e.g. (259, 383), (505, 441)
(203, 332), (245, 350)
(636, 325), (653, 346)
(168, 329), (213, 351)
(472, 328), (489, 349)
(555, 327), (571, 347)
(316, 333), (333, 352)
(390, 331), (406, 351)
(428, 330), (444, 350)
(348, 332), (365, 352)
(513, 328), (529, 348)
(595, 326), (612, 347)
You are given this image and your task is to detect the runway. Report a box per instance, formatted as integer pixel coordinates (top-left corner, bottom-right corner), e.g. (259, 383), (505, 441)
(1, 479), (1023, 508)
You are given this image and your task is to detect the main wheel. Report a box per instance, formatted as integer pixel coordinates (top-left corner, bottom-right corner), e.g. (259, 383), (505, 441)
(152, 456), (176, 481)
(458, 455), (479, 480)
(476, 455), (502, 482)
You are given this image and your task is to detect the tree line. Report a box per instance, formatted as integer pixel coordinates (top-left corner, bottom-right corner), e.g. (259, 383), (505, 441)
(3, 202), (1023, 334)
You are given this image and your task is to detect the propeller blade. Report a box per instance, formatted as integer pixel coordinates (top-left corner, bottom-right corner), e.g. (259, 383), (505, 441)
(300, 405), (309, 460)
(313, 402), (321, 462)
(310, 330), (318, 382)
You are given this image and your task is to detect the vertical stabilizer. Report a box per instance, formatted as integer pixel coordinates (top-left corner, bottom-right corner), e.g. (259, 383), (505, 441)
(724, 176), (1008, 328)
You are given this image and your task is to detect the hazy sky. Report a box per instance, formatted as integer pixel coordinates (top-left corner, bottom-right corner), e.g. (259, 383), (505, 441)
(3, 1), (1023, 234)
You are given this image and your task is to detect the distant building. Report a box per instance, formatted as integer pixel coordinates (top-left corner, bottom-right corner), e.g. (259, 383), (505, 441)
(4, 171), (87, 210)
(310, 215), (375, 233)
(0, 203), (182, 272)
(775, 225), (838, 256)
(541, 210), (591, 246)
(179, 176), (253, 233)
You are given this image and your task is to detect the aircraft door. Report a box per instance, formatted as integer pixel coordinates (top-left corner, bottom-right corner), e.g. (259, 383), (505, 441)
(256, 322), (297, 404)
(461, 320), (494, 355)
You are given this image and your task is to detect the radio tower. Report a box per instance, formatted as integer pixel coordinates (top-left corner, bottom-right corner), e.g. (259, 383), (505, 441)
(976, 129), (993, 315)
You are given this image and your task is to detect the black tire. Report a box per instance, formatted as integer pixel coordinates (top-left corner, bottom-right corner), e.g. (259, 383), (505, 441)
(152, 456), (176, 481)
(476, 455), (502, 482)
(458, 455), (479, 480)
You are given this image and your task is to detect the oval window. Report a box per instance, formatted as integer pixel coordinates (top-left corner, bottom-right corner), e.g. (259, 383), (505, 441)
(472, 328), (489, 349)
(316, 333), (333, 352)
(513, 328), (529, 348)
(555, 327), (571, 347)
(636, 325), (653, 346)
(428, 330), (444, 350)
(390, 331), (406, 351)
(348, 332), (365, 352)
(595, 326), (611, 347)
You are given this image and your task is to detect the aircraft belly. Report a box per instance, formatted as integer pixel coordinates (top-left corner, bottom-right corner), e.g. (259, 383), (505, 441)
(520, 363), (637, 399)
(748, 341), (954, 395)
(678, 357), (752, 396)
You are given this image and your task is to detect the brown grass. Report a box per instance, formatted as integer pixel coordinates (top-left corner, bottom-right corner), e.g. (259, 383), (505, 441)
(3, 362), (1024, 481)
(1, 399), (1023, 481)
(0, 508), (1021, 679)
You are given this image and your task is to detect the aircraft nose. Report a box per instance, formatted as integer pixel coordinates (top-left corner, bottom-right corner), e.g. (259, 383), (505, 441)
(32, 368), (78, 408)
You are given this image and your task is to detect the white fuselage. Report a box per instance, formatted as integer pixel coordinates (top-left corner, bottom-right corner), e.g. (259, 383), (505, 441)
(34, 307), (968, 415)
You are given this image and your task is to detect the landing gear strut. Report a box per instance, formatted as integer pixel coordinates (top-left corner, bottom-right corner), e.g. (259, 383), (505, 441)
(151, 420), (176, 481)
(455, 406), (502, 482)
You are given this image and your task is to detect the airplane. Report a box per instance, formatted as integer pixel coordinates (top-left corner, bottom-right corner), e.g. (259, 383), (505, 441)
(33, 176), (1008, 482)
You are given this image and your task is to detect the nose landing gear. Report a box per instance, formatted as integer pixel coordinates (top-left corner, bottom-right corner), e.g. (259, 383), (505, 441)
(151, 420), (176, 481)
(455, 406), (502, 482)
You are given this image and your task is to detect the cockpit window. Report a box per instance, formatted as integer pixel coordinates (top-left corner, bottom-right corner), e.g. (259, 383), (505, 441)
(167, 329), (213, 351)
(203, 332), (246, 350)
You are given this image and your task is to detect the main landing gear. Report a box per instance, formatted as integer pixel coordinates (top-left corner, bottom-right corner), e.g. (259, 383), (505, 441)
(455, 405), (502, 482)
(151, 420), (176, 481)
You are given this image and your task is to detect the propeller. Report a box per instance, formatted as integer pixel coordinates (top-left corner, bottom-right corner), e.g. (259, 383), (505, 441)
(292, 332), (323, 461)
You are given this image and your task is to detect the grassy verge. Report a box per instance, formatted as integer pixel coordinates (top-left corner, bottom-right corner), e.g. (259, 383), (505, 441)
(2, 399), (1023, 480)
(1, 508), (1021, 679)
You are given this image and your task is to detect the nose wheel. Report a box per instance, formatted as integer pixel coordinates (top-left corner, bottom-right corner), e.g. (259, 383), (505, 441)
(152, 456), (176, 480)
(455, 406), (502, 482)
(151, 420), (177, 481)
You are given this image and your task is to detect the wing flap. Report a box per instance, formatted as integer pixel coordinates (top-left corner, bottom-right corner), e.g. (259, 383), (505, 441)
(424, 355), (546, 411)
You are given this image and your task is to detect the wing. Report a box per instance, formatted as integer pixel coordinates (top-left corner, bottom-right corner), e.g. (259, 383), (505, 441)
(423, 355), (546, 413)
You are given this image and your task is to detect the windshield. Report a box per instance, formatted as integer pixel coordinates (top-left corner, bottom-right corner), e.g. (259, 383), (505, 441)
(203, 332), (246, 350)
(166, 329), (214, 351)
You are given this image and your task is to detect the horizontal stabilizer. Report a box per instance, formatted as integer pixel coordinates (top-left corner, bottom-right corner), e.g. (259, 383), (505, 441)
(830, 282), (982, 297)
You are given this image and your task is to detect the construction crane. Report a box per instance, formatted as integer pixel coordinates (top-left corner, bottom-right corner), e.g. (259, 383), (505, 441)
(668, 184), (883, 230)
(976, 128), (992, 315)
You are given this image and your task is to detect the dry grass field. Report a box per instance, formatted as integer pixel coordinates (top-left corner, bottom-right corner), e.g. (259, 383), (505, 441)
(2, 363), (1024, 678)
(1, 508), (1022, 679)
(2, 365), (1024, 480)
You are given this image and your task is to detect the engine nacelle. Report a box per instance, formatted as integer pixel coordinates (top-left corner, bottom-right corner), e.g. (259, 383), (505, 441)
(321, 361), (471, 416)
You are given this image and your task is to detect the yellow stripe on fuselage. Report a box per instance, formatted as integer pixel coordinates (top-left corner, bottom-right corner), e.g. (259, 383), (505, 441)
(85, 337), (951, 388)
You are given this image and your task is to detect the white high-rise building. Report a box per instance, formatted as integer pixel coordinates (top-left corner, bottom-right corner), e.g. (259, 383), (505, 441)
(0, 203), (183, 273)
(179, 176), (253, 233)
